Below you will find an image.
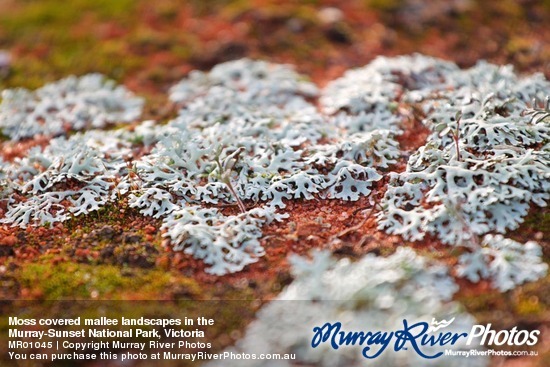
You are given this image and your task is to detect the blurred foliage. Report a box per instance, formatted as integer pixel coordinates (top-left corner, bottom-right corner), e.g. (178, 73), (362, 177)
(0, 0), (548, 95)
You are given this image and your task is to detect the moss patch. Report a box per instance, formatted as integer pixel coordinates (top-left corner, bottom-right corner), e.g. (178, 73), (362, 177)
(16, 261), (201, 300)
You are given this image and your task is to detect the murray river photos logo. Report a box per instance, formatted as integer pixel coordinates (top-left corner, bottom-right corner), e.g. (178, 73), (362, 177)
(311, 318), (540, 359)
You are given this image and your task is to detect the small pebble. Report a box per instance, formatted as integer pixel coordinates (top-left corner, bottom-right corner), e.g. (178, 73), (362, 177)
(318, 7), (344, 24)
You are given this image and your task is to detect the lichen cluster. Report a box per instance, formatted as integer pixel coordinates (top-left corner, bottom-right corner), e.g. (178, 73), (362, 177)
(0, 56), (547, 287)
(2, 131), (132, 227)
(375, 58), (549, 290)
(113, 59), (399, 274)
(206, 248), (487, 367)
(0, 74), (142, 140)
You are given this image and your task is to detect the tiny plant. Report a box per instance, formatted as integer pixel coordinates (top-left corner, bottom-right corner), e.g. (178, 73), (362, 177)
(213, 146), (247, 213)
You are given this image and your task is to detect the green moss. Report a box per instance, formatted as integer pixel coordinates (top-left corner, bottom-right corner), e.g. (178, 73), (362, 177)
(365, 0), (402, 12)
(64, 204), (131, 233)
(1, 0), (135, 32)
(0, 0), (142, 90)
(523, 209), (550, 233)
(17, 261), (200, 300)
(0, 130), (9, 142)
(458, 271), (550, 328)
(515, 296), (543, 315)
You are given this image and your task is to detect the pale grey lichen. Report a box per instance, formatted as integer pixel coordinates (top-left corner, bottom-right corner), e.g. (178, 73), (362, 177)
(321, 54), (458, 133)
(0, 56), (546, 283)
(321, 54), (458, 115)
(0, 73), (143, 140)
(376, 58), (549, 289)
(170, 58), (318, 107)
(457, 235), (548, 292)
(1, 130), (132, 227)
(422, 62), (550, 150)
(205, 248), (487, 367)
(162, 205), (280, 275)
(378, 59), (549, 241)
(127, 59), (399, 274)
(378, 148), (549, 244)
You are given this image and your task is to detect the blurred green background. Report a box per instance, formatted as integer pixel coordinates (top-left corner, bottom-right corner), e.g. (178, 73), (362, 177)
(0, 0), (549, 100)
